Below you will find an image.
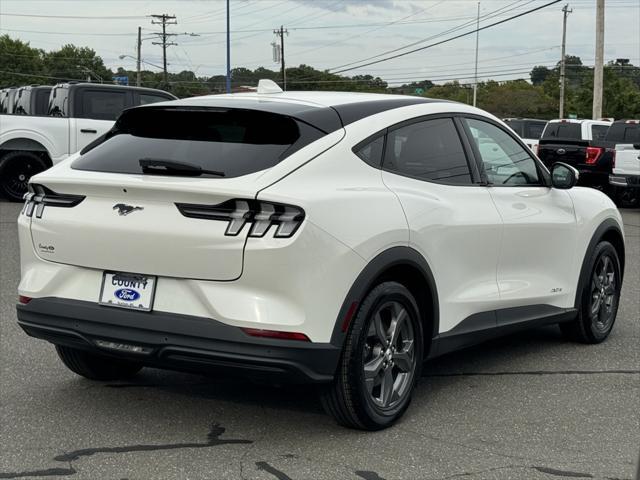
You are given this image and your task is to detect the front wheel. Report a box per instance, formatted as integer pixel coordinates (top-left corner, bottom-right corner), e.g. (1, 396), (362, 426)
(560, 241), (621, 343)
(321, 282), (423, 430)
(56, 345), (143, 381)
(0, 151), (48, 202)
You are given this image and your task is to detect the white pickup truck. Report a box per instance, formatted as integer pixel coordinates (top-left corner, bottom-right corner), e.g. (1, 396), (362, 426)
(0, 82), (175, 201)
(610, 143), (640, 207)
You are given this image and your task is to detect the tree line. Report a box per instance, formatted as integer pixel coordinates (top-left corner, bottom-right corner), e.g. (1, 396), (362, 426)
(1, 35), (638, 119)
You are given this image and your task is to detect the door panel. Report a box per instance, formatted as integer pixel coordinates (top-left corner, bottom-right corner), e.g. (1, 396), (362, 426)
(488, 186), (577, 309)
(461, 117), (578, 312)
(70, 118), (115, 153)
(382, 174), (503, 333)
(379, 116), (502, 334)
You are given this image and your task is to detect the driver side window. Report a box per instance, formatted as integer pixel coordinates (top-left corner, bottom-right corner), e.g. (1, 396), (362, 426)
(464, 118), (541, 186)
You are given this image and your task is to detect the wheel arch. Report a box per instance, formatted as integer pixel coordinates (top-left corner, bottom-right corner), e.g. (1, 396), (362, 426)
(0, 138), (53, 167)
(574, 218), (625, 309)
(331, 246), (439, 358)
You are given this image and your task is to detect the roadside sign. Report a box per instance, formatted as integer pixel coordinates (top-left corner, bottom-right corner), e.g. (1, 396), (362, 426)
(113, 76), (129, 86)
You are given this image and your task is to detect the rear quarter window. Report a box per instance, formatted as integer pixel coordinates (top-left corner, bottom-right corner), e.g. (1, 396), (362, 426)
(72, 107), (326, 179)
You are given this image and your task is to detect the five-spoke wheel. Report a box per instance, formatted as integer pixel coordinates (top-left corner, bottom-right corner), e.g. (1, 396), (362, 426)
(561, 240), (621, 344)
(321, 281), (423, 430)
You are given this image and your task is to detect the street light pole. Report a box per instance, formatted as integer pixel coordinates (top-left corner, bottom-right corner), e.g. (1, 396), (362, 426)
(472, 2), (480, 107)
(226, 0), (231, 93)
(559, 4), (572, 119)
(592, 0), (605, 119)
(136, 26), (142, 87)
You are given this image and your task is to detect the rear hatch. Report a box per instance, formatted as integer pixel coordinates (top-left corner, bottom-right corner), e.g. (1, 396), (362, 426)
(26, 104), (340, 281)
(537, 122), (588, 168)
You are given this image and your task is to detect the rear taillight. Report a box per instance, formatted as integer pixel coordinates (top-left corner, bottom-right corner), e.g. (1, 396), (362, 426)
(585, 147), (603, 164)
(18, 295), (32, 304)
(241, 328), (310, 342)
(611, 149), (616, 168)
(22, 184), (85, 218)
(176, 199), (305, 238)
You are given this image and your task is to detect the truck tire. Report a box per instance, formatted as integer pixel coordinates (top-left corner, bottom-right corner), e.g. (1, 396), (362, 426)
(614, 187), (639, 209)
(0, 151), (47, 202)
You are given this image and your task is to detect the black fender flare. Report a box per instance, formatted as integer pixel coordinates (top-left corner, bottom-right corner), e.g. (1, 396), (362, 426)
(330, 246), (439, 349)
(574, 218), (625, 309)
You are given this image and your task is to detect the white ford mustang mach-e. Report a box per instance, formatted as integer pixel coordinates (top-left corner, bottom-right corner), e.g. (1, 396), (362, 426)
(17, 83), (625, 430)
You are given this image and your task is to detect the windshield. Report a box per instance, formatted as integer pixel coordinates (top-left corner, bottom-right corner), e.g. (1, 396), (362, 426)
(72, 107), (326, 178)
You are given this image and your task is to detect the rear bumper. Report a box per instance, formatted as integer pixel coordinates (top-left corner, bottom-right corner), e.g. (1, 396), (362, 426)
(609, 174), (640, 188)
(17, 297), (341, 384)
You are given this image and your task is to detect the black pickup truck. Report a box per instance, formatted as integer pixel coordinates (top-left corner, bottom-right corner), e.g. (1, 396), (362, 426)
(537, 119), (613, 190)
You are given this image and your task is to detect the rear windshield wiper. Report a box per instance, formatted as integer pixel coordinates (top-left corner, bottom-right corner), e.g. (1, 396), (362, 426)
(139, 158), (225, 177)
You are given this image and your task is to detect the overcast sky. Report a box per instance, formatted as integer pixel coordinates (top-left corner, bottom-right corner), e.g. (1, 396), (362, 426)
(1, 0), (638, 85)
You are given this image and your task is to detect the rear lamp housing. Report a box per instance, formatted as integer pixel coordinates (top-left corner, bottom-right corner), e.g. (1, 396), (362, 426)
(22, 184), (85, 218)
(585, 146), (604, 165)
(176, 199), (305, 238)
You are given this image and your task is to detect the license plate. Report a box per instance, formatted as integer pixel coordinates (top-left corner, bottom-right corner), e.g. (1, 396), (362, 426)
(99, 272), (157, 311)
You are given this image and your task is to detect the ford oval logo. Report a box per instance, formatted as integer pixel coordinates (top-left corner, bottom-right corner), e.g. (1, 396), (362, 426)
(556, 148), (566, 155)
(114, 288), (141, 302)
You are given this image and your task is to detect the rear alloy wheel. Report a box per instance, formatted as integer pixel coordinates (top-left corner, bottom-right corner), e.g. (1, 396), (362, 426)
(56, 345), (143, 381)
(561, 241), (621, 343)
(0, 151), (48, 202)
(321, 282), (423, 430)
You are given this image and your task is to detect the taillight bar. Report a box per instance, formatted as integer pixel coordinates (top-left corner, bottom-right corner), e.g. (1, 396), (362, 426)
(175, 199), (305, 238)
(585, 147), (604, 165)
(22, 184), (85, 218)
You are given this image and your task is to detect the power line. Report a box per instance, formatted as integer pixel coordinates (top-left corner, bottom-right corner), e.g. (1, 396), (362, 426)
(0, 12), (146, 19)
(328, 0), (536, 72)
(329, 0), (562, 74)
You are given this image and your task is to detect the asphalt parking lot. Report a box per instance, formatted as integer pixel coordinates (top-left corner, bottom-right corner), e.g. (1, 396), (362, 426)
(0, 199), (638, 480)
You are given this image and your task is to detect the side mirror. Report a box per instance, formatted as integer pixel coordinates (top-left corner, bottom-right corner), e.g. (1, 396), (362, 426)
(551, 162), (579, 189)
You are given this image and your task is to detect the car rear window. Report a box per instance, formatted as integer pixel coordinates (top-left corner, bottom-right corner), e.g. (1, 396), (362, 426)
(72, 107), (326, 178)
(605, 122), (640, 144)
(504, 120), (524, 137)
(525, 121), (546, 139)
(542, 122), (582, 140)
(591, 124), (609, 141)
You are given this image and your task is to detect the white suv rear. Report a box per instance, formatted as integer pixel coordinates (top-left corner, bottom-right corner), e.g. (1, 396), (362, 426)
(17, 88), (625, 430)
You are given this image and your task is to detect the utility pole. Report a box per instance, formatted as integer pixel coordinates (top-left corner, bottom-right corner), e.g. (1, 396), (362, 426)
(559, 4), (572, 119)
(226, 0), (231, 93)
(274, 26), (288, 90)
(592, 0), (605, 119)
(150, 14), (178, 88)
(472, 2), (480, 107)
(136, 26), (142, 87)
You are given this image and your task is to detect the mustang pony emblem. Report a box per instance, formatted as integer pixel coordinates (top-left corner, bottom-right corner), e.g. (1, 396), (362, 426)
(113, 204), (144, 216)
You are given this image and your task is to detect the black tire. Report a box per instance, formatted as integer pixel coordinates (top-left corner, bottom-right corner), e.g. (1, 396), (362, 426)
(0, 151), (48, 202)
(321, 282), (424, 430)
(560, 241), (621, 344)
(55, 345), (143, 381)
(614, 187), (639, 209)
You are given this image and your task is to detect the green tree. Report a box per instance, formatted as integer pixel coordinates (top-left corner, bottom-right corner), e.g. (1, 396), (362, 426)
(530, 66), (551, 86)
(0, 35), (47, 87)
(44, 44), (112, 83)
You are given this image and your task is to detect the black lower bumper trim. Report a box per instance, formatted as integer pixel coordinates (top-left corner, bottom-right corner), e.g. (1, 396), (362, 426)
(17, 297), (340, 383)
